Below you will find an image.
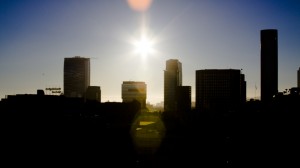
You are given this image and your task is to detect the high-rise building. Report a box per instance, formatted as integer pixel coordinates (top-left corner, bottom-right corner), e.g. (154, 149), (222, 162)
(164, 59), (182, 112)
(122, 81), (146, 109)
(64, 56), (90, 98)
(298, 67), (300, 88)
(261, 29), (278, 103)
(196, 69), (246, 114)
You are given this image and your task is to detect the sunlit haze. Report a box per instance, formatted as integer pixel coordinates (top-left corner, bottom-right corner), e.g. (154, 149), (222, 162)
(1, 0), (300, 104)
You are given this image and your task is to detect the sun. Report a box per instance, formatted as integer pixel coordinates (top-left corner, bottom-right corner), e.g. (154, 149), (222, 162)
(128, 16), (158, 58)
(133, 35), (154, 57)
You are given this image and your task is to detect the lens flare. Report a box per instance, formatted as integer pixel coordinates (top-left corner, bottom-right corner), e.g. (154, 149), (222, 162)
(127, 0), (153, 12)
(130, 112), (165, 155)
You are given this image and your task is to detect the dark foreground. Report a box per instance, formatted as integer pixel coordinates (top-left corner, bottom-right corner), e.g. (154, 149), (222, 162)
(1, 97), (299, 167)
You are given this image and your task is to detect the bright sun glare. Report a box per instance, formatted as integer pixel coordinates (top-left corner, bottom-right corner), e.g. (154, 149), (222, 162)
(133, 35), (154, 57)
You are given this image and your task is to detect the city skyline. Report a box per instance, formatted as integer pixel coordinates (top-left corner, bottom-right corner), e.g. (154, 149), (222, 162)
(1, 0), (300, 104)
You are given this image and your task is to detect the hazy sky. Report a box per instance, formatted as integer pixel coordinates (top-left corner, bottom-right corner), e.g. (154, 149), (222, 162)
(1, 0), (300, 104)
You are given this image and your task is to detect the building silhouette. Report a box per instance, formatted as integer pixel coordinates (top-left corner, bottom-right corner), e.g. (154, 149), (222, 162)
(164, 59), (182, 112)
(297, 67), (300, 88)
(176, 86), (191, 115)
(122, 81), (146, 109)
(0, 90), (140, 167)
(86, 86), (101, 102)
(240, 73), (247, 103)
(261, 29), (278, 103)
(64, 56), (90, 98)
(196, 69), (246, 115)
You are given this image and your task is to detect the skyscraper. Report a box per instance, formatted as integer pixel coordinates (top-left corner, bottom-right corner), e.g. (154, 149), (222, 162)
(164, 59), (182, 112)
(122, 81), (147, 109)
(261, 29), (278, 103)
(196, 69), (246, 114)
(64, 56), (90, 98)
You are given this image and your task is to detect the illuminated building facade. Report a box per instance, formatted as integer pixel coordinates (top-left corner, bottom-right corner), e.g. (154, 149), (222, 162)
(122, 81), (147, 109)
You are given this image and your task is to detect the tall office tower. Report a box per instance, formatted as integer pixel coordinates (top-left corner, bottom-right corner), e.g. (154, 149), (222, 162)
(86, 86), (101, 102)
(261, 29), (278, 103)
(196, 69), (246, 114)
(298, 67), (300, 88)
(122, 81), (147, 109)
(164, 59), (182, 112)
(64, 56), (90, 98)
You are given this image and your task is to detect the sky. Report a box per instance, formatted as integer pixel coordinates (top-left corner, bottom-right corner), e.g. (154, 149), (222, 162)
(1, 0), (300, 104)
